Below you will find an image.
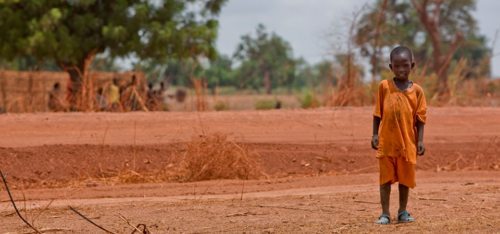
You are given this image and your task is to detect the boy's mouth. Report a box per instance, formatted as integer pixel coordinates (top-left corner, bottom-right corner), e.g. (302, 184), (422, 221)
(396, 73), (408, 78)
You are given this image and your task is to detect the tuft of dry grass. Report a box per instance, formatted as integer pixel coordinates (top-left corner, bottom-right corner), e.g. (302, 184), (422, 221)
(177, 134), (261, 182)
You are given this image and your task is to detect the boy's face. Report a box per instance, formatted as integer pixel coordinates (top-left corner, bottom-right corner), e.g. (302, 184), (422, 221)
(389, 52), (415, 80)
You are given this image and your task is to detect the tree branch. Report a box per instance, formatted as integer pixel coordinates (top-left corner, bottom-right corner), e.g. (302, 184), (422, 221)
(0, 170), (42, 234)
(437, 31), (464, 78)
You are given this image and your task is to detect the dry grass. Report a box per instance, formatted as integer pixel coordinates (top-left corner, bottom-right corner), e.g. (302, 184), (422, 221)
(177, 134), (261, 182)
(69, 133), (262, 186)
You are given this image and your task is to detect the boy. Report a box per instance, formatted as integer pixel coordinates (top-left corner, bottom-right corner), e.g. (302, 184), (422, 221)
(371, 46), (427, 224)
(48, 82), (68, 112)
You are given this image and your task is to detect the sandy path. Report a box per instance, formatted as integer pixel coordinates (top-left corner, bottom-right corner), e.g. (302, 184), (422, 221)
(0, 171), (499, 233)
(1, 107), (499, 147)
(0, 107), (499, 232)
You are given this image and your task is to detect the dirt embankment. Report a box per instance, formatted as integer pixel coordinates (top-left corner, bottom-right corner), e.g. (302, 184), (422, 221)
(0, 107), (499, 188)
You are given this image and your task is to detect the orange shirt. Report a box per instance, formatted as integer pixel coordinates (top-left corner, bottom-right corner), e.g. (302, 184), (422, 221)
(374, 79), (427, 164)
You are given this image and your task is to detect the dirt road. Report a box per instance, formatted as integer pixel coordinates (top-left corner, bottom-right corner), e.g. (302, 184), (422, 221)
(0, 107), (499, 232)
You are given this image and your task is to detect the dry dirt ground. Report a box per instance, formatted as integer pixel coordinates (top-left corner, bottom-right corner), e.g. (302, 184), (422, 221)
(0, 107), (499, 233)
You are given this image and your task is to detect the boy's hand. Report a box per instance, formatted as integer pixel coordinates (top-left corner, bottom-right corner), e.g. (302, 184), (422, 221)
(371, 135), (379, 150)
(417, 141), (425, 156)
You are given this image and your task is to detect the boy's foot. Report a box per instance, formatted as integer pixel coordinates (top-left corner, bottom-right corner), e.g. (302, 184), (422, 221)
(375, 214), (391, 225)
(397, 210), (415, 223)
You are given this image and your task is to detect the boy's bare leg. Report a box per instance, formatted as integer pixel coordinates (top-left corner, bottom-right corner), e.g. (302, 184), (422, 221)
(380, 182), (391, 215)
(397, 183), (415, 222)
(398, 184), (409, 213)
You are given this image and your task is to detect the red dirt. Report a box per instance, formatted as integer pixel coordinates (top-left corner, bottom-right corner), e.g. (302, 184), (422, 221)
(0, 107), (499, 232)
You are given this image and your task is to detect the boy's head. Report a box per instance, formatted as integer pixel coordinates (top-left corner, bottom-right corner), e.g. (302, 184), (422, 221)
(389, 46), (415, 80)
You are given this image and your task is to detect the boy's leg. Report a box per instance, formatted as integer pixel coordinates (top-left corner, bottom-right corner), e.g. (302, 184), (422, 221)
(398, 183), (409, 213)
(398, 183), (415, 222)
(380, 182), (391, 215)
(395, 157), (416, 222)
(376, 182), (392, 224)
(377, 157), (396, 224)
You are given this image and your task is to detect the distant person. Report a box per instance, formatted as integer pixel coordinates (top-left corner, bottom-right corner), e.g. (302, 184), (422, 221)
(107, 78), (121, 111)
(275, 100), (282, 109)
(95, 87), (107, 111)
(48, 82), (68, 112)
(156, 82), (168, 111)
(146, 82), (160, 111)
(121, 74), (147, 111)
(371, 46), (427, 224)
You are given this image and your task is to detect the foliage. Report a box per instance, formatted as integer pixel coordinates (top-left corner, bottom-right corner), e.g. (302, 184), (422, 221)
(355, 0), (490, 78)
(91, 53), (121, 72)
(213, 100), (230, 111)
(233, 24), (296, 94)
(299, 91), (321, 109)
(255, 99), (279, 110)
(0, 0), (227, 109)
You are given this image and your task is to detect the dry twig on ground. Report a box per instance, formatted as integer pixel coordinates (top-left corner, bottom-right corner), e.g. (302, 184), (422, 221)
(68, 206), (115, 234)
(0, 170), (42, 234)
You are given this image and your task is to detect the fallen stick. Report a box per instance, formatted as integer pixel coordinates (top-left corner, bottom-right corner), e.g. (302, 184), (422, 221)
(417, 197), (447, 201)
(0, 170), (42, 234)
(353, 200), (379, 204)
(69, 206), (115, 234)
(118, 214), (143, 233)
(23, 228), (71, 234)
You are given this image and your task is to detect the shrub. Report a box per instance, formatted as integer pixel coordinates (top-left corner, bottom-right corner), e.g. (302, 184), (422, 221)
(178, 134), (260, 182)
(255, 99), (279, 110)
(213, 100), (230, 111)
(299, 91), (321, 108)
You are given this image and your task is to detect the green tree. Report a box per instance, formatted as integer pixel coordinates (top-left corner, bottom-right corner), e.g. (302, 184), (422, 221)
(355, 0), (490, 99)
(294, 59), (338, 90)
(0, 0), (226, 110)
(202, 55), (235, 90)
(233, 24), (296, 94)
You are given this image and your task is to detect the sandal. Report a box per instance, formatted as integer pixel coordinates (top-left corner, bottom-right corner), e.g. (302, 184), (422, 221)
(397, 210), (415, 223)
(375, 214), (391, 225)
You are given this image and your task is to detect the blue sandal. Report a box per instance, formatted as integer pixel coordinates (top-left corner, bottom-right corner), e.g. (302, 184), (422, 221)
(397, 210), (415, 223)
(376, 214), (391, 225)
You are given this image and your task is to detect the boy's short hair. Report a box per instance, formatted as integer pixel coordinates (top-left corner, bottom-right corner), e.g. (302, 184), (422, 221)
(390, 46), (414, 62)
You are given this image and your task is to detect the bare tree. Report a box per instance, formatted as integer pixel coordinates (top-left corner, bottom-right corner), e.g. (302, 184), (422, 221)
(411, 0), (464, 100)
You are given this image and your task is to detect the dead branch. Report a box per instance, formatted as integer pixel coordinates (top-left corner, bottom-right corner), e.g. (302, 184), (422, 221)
(132, 224), (150, 234)
(418, 197), (447, 201)
(68, 206), (115, 234)
(118, 214), (150, 234)
(353, 200), (379, 204)
(23, 228), (71, 234)
(0, 170), (42, 234)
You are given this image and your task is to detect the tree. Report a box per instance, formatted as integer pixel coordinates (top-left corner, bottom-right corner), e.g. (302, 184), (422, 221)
(202, 55), (235, 90)
(355, 0), (489, 100)
(0, 0), (227, 110)
(294, 59), (338, 90)
(233, 24), (296, 94)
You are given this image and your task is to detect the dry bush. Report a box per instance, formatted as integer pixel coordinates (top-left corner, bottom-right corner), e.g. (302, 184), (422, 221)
(177, 134), (261, 182)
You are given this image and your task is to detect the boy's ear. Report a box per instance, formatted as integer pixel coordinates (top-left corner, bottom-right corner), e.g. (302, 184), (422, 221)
(389, 63), (393, 70)
(411, 62), (415, 69)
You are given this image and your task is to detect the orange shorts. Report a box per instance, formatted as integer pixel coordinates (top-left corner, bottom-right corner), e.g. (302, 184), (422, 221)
(378, 156), (416, 188)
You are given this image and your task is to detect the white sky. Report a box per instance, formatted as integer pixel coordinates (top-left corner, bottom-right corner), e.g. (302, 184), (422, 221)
(216, 0), (500, 77)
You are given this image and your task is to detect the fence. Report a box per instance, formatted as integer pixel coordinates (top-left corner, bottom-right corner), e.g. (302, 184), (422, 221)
(0, 70), (145, 113)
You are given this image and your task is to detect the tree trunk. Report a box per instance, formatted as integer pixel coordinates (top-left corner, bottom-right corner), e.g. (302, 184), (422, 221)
(370, 0), (388, 87)
(411, 0), (463, 102)
(62, 52), (96, 111)
(263, 70), (272, 94)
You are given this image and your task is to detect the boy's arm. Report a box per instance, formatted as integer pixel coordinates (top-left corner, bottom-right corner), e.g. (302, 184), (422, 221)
(416, 120), (425, 155)
(372, 116), (381, 150)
